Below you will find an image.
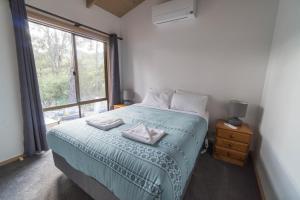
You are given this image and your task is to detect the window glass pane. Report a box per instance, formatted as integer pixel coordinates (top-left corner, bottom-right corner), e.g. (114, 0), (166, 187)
(29, 22), (76, 108)
(75, 36), (106, 101)
(81, 101), (108, 117)
(44, 106), (80, 124)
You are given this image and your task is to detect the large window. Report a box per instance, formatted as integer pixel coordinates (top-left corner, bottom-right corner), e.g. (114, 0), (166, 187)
(29, 22), (108, 123)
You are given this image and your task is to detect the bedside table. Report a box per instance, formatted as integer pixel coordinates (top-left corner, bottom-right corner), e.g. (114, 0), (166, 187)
(213, 120), (253, 166)
(113, 104), (127, 109)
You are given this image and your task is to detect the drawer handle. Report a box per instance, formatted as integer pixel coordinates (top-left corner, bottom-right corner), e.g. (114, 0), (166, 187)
(227, 144), (232, 148)
(227, 152), (230, 157)
(230, 135), (234, 139)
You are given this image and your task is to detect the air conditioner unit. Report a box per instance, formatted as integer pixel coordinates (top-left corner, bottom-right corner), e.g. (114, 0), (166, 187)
(152, 0), (197, 25)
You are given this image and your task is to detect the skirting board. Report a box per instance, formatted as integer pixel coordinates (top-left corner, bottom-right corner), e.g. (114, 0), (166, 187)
(0, 154), (24, 167)
(251, 153), (266, 200)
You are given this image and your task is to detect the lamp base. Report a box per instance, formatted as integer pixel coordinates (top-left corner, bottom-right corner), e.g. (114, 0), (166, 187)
(227, 117), (243, 126)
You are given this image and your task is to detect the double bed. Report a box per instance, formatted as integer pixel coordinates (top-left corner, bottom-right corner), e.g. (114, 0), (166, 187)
(47, 104), (208, 200)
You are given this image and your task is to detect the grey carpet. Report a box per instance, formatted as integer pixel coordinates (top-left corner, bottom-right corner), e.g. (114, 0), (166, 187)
(0, 151), (261, 200)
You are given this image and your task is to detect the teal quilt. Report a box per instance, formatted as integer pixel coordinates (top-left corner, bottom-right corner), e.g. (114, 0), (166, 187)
(47, 105), (208, 200)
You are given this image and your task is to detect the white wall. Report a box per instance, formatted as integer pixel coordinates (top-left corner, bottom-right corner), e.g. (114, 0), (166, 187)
(256, 0), (300, 199)
(120, 0), (278, 129)
(0, 0), (24, 162)
(26, 0), (121, 35)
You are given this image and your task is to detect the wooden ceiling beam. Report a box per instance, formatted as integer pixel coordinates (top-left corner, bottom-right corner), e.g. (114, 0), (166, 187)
(94, 0), (145, 17)
(86, 0), (97, 8)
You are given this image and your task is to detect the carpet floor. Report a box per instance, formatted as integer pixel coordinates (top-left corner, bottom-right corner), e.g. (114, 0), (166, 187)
(0, 151), (261, 200)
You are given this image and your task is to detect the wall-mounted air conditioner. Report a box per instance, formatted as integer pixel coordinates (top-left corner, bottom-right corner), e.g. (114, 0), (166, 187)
(152, 0), (197, 25)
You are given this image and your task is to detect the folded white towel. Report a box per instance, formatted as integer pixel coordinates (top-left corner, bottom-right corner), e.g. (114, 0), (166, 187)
(86, 117), (124, 131)
(122, 124), (165, 145)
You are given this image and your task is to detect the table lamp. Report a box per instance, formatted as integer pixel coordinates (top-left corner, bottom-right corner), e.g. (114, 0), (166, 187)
(227, 100), (248, 126)
(123, 89), (134, 105)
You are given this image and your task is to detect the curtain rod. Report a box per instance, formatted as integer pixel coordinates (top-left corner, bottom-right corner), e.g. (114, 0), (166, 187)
(25, 4), (123, 40)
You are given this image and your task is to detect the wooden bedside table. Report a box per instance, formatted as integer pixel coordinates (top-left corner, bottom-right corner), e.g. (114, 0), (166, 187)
(213, 120), (253, 166)
(113, 104), (127, 109)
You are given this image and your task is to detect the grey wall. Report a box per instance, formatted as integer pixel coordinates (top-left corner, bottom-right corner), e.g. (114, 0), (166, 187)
(120, 0), (278, 129)
(0, 0), (23, 162)
(255, 0), (300, 199)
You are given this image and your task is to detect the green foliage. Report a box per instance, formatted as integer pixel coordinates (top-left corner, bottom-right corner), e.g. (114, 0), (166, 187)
(39, 73), (70, 106)
(29, 22), (106, 108)
(77, 49), (105, 100)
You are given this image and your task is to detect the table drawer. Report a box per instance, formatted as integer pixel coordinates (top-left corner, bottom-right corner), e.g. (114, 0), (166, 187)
(217, 129), (251, 144)
(214, 146), (247, 161)
(216, 137), (249, 152)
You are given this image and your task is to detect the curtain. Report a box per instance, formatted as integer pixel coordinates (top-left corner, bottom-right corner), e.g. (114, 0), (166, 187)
(9, 0), (48, 156)
(108, 34), (121, 109)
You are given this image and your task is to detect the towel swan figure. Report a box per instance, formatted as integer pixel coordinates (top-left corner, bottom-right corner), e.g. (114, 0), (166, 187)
(122, 124), (165, 144)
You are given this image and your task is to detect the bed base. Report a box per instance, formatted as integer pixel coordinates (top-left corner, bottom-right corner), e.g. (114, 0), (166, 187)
(52, 152), (118, 200)
(52, 145), (203, 200)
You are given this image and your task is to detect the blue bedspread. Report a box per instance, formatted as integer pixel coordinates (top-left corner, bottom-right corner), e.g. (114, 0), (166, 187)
(47, 105), (207, 200)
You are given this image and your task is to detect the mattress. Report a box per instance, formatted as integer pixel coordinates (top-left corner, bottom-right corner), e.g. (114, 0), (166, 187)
(47, 105), (208, 200)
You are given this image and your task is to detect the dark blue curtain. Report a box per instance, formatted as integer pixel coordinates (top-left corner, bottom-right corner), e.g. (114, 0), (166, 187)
(9, 0), (48, 156)
(109, 34), (121, 109)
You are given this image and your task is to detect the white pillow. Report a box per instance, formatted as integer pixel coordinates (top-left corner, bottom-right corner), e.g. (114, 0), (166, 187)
(171, 90), (208, 115)
(141, 89), (174, 109)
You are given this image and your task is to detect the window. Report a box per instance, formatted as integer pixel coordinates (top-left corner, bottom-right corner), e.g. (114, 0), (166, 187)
(29, 21), (108, 123)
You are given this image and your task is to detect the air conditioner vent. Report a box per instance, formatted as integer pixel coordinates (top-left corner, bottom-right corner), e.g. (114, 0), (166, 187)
(152, 0), (197, 25)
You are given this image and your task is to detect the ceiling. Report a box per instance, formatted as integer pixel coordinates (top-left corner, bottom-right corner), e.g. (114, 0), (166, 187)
(86, 0), (145, 17)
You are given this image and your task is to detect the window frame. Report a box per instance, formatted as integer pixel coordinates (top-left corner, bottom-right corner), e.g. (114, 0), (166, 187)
(27, 11), (109, 116)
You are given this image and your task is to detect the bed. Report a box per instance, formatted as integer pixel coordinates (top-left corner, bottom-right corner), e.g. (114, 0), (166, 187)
(47, 104), (208, 200)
